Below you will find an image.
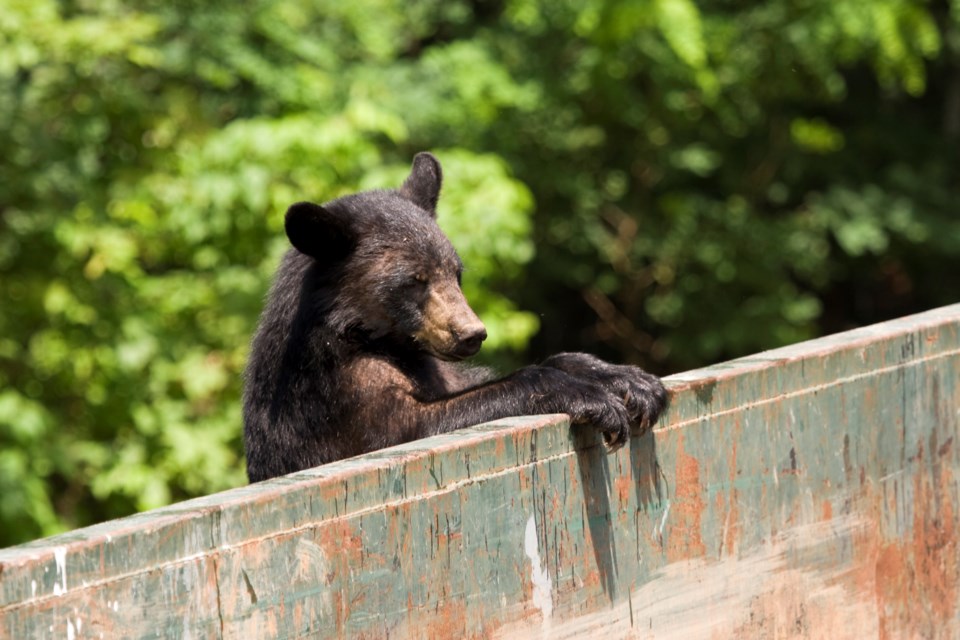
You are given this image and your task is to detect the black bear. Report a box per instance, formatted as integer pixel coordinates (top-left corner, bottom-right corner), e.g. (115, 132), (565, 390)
(243, 153), (667, 482)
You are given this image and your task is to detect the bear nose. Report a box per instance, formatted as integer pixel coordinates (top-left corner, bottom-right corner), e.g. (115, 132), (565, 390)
(456, 324), (487, 357)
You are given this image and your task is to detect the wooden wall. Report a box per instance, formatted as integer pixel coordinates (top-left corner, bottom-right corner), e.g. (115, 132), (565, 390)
(2, 304), (958, 638)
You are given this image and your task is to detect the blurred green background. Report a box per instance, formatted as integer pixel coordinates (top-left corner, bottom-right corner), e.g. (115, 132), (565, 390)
(1, 0), (958, 547)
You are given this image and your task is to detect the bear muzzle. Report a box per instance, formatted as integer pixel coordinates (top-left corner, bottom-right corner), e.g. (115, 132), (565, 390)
(449, 323), (487, 359)
(415, 282), (487, 361)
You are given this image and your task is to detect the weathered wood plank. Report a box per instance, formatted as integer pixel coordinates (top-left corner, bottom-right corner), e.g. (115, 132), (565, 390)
(1, 303), (958, 638)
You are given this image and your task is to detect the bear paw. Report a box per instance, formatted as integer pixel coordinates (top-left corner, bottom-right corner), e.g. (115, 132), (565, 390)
(541, 352), (668, 436)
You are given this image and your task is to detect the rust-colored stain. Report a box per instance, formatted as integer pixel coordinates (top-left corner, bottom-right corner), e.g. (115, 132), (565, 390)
(318, 520), (363, 558)
(821, 499), (833, 521)
(421, 597), (468, 640)
(874, 438), (958, 639)
(723, 439), (740, 557)
(614, 473), (631, 506)
(668, 434), (706, 561)
(316, 520), (366, 633)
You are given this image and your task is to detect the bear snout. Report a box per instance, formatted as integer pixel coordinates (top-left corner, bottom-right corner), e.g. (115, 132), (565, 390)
(452, 323), (487, 358)
(415, 279), (487, 360)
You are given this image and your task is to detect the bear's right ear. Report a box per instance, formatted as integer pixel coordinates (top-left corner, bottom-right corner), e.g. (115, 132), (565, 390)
(400, 152), (443, 216)
(285, 202), (358, 262)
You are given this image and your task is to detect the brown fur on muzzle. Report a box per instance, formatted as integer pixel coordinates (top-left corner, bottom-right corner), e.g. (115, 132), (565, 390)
(414, 279), (486, 360)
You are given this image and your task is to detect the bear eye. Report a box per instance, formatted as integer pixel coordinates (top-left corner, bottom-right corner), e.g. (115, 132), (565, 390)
(409, 273), (428, 288)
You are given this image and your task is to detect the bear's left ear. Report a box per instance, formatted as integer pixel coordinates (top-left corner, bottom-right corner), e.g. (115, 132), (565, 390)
(399, 152), (443, 217)
(285, 201), (358, 263)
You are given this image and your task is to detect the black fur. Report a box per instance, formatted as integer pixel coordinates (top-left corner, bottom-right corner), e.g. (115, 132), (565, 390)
(243, 153), (667, 482)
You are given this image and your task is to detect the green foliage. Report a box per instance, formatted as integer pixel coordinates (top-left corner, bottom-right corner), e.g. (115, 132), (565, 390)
(1, 0), (958, 545)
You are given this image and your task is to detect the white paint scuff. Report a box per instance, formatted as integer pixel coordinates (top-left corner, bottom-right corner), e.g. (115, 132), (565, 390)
(654, 499), (671, 540)
(523, 516), (553, 619)
(53, 547), (67, 596)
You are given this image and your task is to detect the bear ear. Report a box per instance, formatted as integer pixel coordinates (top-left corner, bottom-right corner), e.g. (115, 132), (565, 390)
(284, 201), (358, 262)
(399, 152), (443, 216)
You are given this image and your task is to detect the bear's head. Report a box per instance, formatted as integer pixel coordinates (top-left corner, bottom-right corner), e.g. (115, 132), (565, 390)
(284, 153), (487, 361)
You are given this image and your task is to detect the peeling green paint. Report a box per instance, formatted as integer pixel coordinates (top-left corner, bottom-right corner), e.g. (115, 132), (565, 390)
(2, 304), (959, 638)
